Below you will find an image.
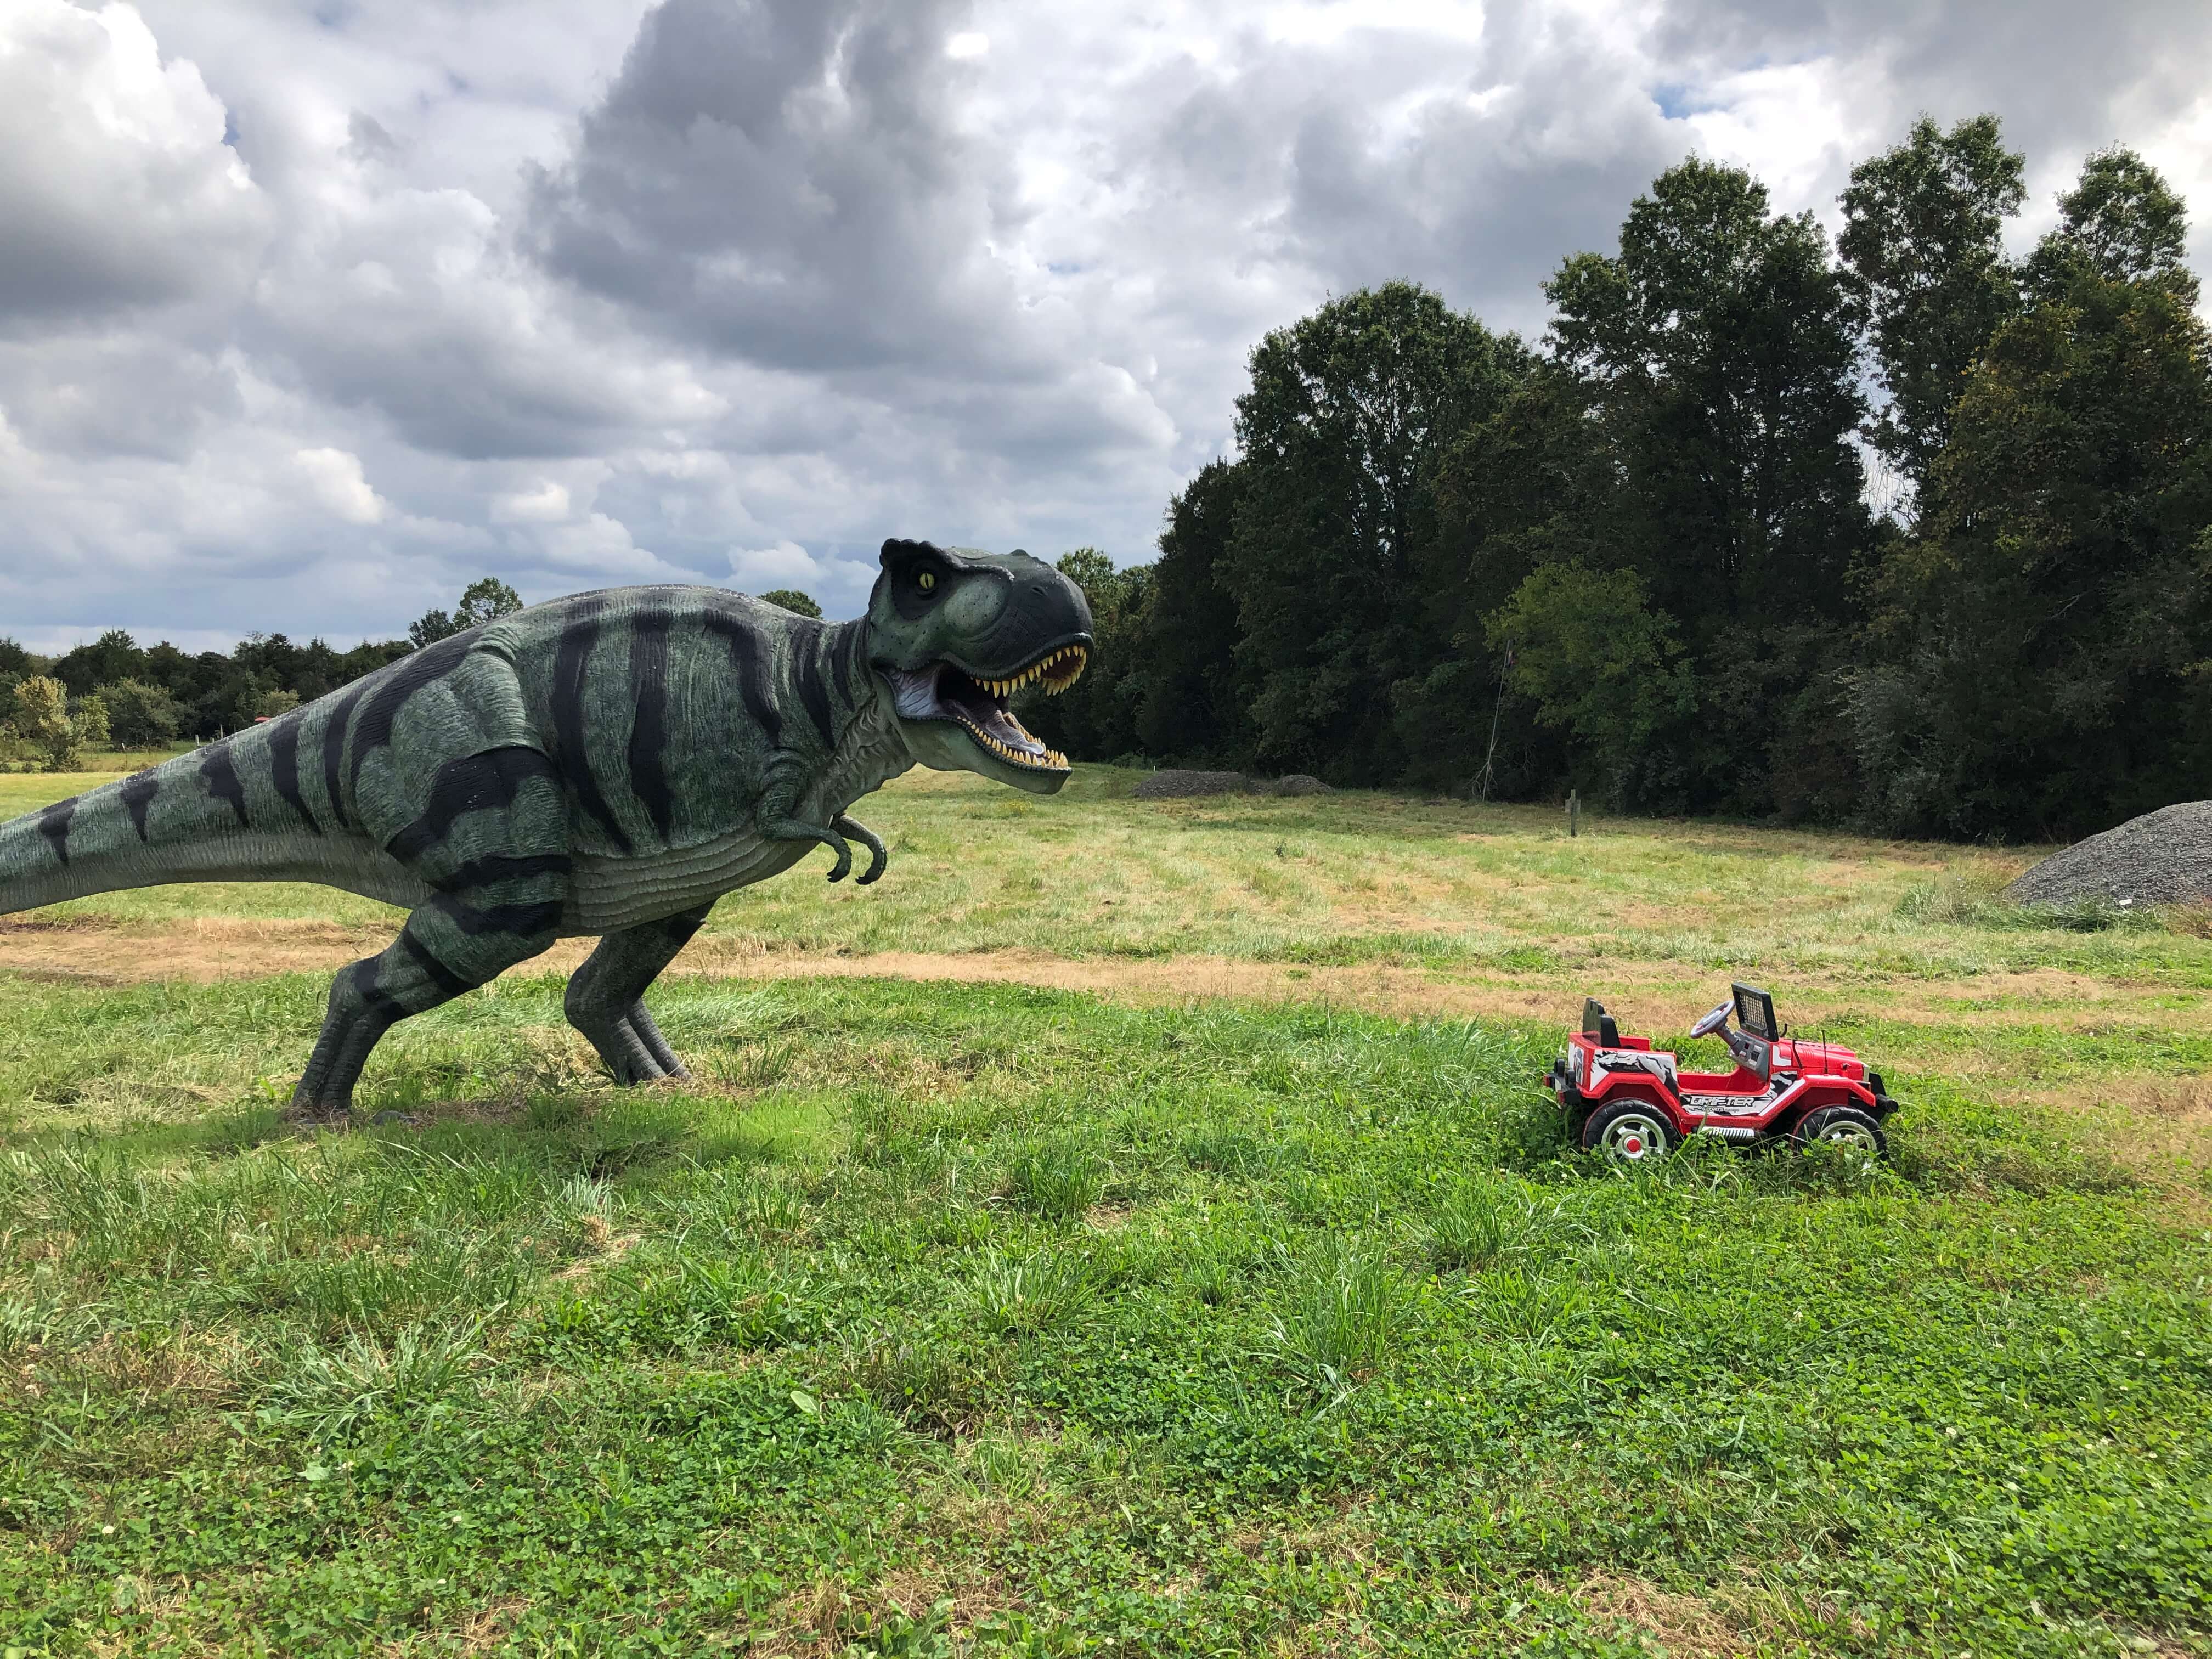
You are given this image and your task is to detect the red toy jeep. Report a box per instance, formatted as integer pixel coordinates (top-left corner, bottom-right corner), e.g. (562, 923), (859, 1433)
(1548, 981), (1901, 1162)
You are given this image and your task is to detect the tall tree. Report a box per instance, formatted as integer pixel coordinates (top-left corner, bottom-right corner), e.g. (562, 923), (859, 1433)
(1018, 549), (1150, 763)
(1838, 115), (2026, 515)
(50, 630), (148, 698)
(1854, 151), (2212, 838)
(2024, 145), (2199, 304)
(1395, 365), (1613, 793)
(1225, 281), (1526, 781)
(1128, 460), (1252, 765)
(1540, 158), (1869, 815)
(1549, 157), (1867, 623)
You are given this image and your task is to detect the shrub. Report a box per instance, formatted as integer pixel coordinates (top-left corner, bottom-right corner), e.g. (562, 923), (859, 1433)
(9, 675), (89, 771)
(98, 678), (182, 748)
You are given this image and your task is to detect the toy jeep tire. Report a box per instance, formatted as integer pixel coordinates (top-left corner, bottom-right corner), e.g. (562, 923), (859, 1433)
(1792, 1105), (1888, 1162)
(1583, 1099), (1678, 1163)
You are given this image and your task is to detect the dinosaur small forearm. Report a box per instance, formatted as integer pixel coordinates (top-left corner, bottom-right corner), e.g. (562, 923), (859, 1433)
(834, 814), (888, 884)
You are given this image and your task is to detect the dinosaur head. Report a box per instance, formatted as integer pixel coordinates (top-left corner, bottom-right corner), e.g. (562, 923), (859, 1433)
(867, 538), (1093, 795)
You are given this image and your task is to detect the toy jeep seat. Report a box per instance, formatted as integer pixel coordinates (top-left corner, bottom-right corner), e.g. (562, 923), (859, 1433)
(1726, 982), (1779, 1081)
(1582, 997), (1621, 1046)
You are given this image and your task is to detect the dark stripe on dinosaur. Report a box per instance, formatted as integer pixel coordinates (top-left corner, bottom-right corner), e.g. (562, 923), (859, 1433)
(397, 928), (472, 998)
(828, 618), (855, 710)
(426, 893), (566, 938)
(347, 955), (396, 1015)
(551, 610), (635, 855)
(627, 611), (675, 844)
(320, 684), (367, 830)
(120, 771), (157, 842)
(267, 710), (321, 834)
(431, 852), (574, 894)
(200, 744), (250, 828)
(383, 747), (562, 865)
(791, 622), (837, 748)
(347, 628), (484, 799)
(36, 798), (76, 866)
(702, 615), (782, 749)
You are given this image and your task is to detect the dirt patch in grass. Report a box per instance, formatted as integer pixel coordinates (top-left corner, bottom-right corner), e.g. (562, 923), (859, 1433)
(0, 915), (2184, 1046)
(1575, 1573), (1768, 1657)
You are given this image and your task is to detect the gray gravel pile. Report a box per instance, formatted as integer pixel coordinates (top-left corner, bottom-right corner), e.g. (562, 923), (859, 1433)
(1130, 770), (1256, 799)
(1273, 775), (1330, 797)
(2005, 801), (2212, 907)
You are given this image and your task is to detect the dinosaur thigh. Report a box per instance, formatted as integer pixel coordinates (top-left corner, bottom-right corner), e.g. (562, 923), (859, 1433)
(291, 758), (571, 1118)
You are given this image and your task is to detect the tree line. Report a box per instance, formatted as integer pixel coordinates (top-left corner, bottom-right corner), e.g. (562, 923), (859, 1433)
(1025, 117), (2212, 843)
(0, 577), (832, 771)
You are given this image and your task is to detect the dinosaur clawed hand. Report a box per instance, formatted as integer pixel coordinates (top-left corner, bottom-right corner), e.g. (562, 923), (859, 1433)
(834, 814), (889, 885)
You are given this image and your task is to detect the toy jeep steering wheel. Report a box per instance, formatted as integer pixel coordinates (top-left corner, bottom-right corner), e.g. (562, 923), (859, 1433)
(1689, 1000), (1733, 1040)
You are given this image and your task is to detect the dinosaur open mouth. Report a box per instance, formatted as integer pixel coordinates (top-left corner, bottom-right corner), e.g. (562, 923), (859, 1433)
(886, 644), (1087, 772)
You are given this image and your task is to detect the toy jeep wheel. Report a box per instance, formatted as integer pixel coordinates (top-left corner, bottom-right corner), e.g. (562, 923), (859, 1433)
(1792, 1105), (1888, 1163)
(1583, 1100), (1678, 1163)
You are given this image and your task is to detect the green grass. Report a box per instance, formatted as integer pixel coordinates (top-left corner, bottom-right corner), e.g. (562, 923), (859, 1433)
(3, 767), (2211, 1652)
(0, 974), (2207, 1655)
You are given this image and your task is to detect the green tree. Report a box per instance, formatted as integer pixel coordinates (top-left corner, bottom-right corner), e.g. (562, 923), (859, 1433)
(455, 577), (524, 629)
(1549, 157), (1867, 623)
(1488, 562), (1696, 806)
(257, 688), (302, 719)
(757, 589), (823, 618)
(50, 629), (148, 698)
(1019, 549), (1150, 763)
(1226, 281), (1527, 781)
(12, 676), (87, 771)
(71, 693), (110, 755)
(98, 679), (183, 748)
(2024, 145), (2198, 304)
(410, 576), (525, 648)
(1397, 364), (1615, 793)
(1546, 157), (1869, 815)
(1854, 150), (2212, 838)
(407, 608), (456, 649)
(1837, 115), (2026, 513)
(1128, 460), (1252, 765)
(0, 638), (30, 676)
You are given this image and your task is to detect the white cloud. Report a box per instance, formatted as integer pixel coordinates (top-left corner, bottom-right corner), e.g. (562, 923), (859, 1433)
(728, 539), (876, 612)
(294, 445), (386, 524)
(492, 479), (574, 523)
(0, 0), (2207, 653)
(0, 1), (268, 323)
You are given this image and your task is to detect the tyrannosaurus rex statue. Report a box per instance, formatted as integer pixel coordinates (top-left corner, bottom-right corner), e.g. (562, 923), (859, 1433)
(0, 540), (1092, 1120)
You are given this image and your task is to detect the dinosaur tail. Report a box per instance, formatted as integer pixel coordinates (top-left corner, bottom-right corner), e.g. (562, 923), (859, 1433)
(0, 708), (403, 917)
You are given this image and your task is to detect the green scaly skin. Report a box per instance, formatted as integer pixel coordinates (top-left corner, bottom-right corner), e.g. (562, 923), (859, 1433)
(0, 540), (1093, 1119)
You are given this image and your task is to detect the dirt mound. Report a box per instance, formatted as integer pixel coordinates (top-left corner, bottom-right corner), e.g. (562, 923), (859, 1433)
(2006, 801), (2212, 908)
(1131, 770), (1255, 799)
(1273, 774), (1329, 797)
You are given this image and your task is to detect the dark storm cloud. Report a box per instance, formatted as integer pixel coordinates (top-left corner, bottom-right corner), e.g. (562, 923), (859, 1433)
(526, 0), (1037, 377)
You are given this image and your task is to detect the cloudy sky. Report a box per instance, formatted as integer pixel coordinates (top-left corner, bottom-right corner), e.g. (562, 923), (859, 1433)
(3, 0), (2209, 652)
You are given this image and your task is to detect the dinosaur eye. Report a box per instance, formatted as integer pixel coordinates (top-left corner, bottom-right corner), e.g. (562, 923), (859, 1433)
(917, 571), (937, 593)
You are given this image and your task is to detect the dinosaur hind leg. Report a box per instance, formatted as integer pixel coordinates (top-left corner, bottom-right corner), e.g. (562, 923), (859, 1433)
(565, 902), (714, 1085)
(290, 900), (562, 1121)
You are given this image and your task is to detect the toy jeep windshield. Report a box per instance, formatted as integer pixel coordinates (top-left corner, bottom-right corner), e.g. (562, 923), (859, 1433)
(1547, 981), (1901, 1161)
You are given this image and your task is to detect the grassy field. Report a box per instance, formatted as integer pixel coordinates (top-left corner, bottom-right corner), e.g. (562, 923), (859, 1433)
(2, 765), (2209, 1656)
